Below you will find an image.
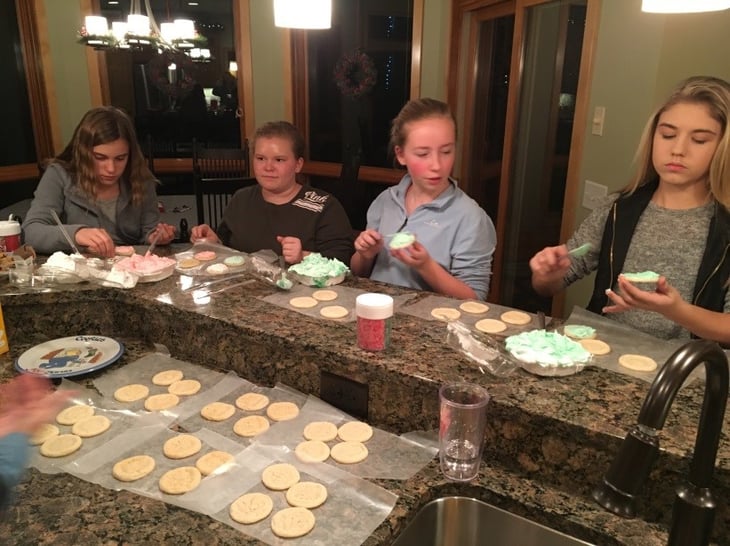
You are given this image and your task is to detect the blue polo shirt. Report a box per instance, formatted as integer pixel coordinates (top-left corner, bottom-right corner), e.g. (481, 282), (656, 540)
(367, 175), (496, 300)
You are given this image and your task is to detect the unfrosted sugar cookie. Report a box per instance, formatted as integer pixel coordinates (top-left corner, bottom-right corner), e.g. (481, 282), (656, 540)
(159, 466), (201, 495)
(500, 310), (532, 325)
(579, 339), (611, 356)
(312, 289), (338, 301)
(144, 393), (180, 411)
(475, 318), (507, 334)
(163, 434), (202, 459)
(337, 421), (373, 443)
(431, 307), (461, 321)
(295, 440), (330, 463)
(459, 301), (489, 314)
(229, 492), (274, 524)
(112, 455), (156, 482)
(233, 415), (270, 437)
(289, 296), (318, 309)
(303, 421), (338, 442)
(330, 441), (368, 464)
(262, 463), (300, 490)
(319, 305), (349, 319)
(152, 369), (184, 386)
(72, 415), (111, 438)
(178, 258), (200, 270)
(266, 401), (299, 421)
(271, 507), (316, 539)
(114, 384), (150, 402)
(56, 404), (95, 425)
(201, 402), (236, 421)
(40, 434), (82, 458)
(196, 450), (234, 476)
(168, 379), (201, 396)
(29, 424), (59, 446)
(618, 354), (658, 372)
(235, 392), (270, 411)
(286, 481), (328, 509)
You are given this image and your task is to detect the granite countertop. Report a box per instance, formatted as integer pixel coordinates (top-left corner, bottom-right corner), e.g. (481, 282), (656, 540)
(0, 265), (728, 545)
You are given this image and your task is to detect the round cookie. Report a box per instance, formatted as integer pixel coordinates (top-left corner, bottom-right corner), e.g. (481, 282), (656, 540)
(271, 507), (315, 539)
(388, 231), (416, 249)
(319, 305), (349, 319)
(475, 318), (507, 334)
(115, 245), (135, 257)
(618, 354), (658, 372)
(144, 393), (180, 411)
(289, 296), (318, 309)
(563, 324), (597, 340)
(312, 289), (338, 301)
(286, 481), (328, 509)
(459, 301), (489, 314)
(266, 401), (299, 422)
(163, 434), (202, 459)
(230, 492), (274, 524)
(233, 415), (270, 437)
(330, 441), (368, 464)
(159, 466), (201, 495)
(113, 455), (156, 482)
(579, 339), (611, 356)
(196, 450), (234, 476)
(201, 402), (236, 421)
(303, 421), (338, 442)
(114, 384), (150, 403)
(29, 424), (59, 446)
(262, 462), (300, 491)
(168, 379), (201, 396)
(56, 405), (95, 426)
(152, 369), (184, 386)
(337, 421), (373, 443)
(194, 250), (217, 261)
(40, 434), (82, 458)
(223, 255), (245, 267)
(178, 257), (200, 269)
(206, 263), (230, 275)
(72, 415), (111, 438)
(235, 392), (270, 411)
(431, 307), (461, 322)
(295, 440), (330, 463)
(500, 310), (532, 325)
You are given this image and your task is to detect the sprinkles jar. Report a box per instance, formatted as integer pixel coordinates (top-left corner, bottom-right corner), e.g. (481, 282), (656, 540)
(355, 293), (393, 352)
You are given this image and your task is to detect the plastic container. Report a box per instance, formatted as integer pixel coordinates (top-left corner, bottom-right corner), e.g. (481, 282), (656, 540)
(356, 293), (394, 352)
(0, 217), (21, 252)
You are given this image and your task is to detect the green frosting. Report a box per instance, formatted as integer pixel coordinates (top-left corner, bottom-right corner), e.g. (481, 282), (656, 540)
(389, 232), (416, 249)
(505, 330), (591, 366)
(289, 253), (349, 278)
(563, 324), (596, 339)
(622, 271), (660, 282)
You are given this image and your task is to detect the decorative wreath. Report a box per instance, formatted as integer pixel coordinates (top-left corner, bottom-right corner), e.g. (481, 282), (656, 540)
(147, 51), (197, 99)
(333, 49), (377, 98)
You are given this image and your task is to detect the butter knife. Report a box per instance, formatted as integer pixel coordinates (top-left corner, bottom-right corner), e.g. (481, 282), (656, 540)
(49, 209), (82, 255)
(144, 229), (163, 257)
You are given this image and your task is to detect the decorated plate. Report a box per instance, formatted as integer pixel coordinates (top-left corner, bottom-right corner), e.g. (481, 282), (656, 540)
(15, 335), (124, 378)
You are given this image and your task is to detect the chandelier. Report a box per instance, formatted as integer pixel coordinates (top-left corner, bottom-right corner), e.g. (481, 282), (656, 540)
(79, 0), (209, 57)
(274, 0), (332, 29)
(641, 0), (730, 12)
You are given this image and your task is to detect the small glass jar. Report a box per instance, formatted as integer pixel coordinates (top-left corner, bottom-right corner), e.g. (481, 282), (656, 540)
(356, 293), (393, 352)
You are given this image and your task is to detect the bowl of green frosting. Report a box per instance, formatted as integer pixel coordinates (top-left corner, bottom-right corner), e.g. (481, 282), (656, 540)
(505, 330), (591, 377)
(288, 253), (350, 288)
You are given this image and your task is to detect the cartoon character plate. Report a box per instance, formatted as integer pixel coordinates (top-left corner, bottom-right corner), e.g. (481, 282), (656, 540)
(15, 335), (124, 377)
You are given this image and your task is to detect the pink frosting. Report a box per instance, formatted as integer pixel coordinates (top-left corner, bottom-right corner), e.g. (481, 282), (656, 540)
(115, 254), (175, 275)
(194, 251), (217, 261)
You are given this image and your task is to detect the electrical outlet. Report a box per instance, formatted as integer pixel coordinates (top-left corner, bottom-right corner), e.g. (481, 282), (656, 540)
(320, 371), (369, 420)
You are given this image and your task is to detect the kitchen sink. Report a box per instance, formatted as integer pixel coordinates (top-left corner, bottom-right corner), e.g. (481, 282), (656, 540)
(392, 496), (595, 546)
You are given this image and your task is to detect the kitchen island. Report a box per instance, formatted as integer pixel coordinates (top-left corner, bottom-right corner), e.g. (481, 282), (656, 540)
(0, 272), (727, 545)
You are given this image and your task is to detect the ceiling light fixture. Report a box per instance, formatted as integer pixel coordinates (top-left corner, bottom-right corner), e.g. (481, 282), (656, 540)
(273, 0), (332, 29)
(641, 0), (730, 13)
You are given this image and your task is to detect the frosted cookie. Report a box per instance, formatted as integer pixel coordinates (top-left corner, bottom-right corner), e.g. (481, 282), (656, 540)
(115, 246), (135, 257)
(223, 255), (245, 267)
(206, 263), (230, 275)
(271, 507), (316, 539)
(337, 421), (373, 443)
(230, 492), (274, 524)
(40, 434), (82, 458)
(289, 296), (318, 309)
(262, 463), (300, 491)
(178, 258), (200, 269)
(303, 421), (338, 442)
(194, 251), (217, 261)
(233, 415), (270, 437)
(459, 301), (489, 314)
(388, 232), (416, 249)
(330, 441), (368, 464)
(475, 318), (507, 334)
(163, 434), (202, 459)
(295, 440), (330, 463)
(500, 310), (532, 325)
(312, 289), (338, 301)
(235, 392), (270, 411)
(30, 424), (60, 446)
(114, 384), (150, 402)
(266, 401), (299, 421)
(622, 271), (660, 283)
(113, 455), (156, 482)
(144, 393), (180, 411)
(505, 330), (591, 366)
(56, 405), (95, 426)
(152, 369), (184, 386)
(196, 450), (234, 476)
(618, 354), (658, 372)
(201, 402), (236, 421)
(72, 415), (111, 438)
(168, 379), (201, 396)
(563, 325), (597, 340)
(159, 466), (201, 495)
(579, 339), (611, 356)
(431, 307), (461, 321)
(320, 305), (349, 319)
(286, 481), (328, 509)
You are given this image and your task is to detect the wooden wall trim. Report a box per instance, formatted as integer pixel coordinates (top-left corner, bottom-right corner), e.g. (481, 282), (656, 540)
(0, 164), (41, 183)
(303, 162), (402, 185)
(410, 0), (424, 97)
(15, 0), (55, 162)
(234, 0), (256, 144)
(80, 0), (110, 106)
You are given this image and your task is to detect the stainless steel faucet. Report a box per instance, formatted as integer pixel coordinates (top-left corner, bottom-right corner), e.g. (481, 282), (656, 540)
(592, 340), (728, 546)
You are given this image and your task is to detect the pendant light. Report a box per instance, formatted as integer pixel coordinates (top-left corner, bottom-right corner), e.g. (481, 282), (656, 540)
(274, 0), (332, 29)
(641, 0), (730, 13)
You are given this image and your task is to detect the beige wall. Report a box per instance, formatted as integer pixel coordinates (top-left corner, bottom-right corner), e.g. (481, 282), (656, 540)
(563, 1), (730, 314)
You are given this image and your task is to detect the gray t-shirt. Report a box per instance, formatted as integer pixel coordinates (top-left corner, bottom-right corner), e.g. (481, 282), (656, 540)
(564, 195), (725, 340)
(97, 197), (118, 225)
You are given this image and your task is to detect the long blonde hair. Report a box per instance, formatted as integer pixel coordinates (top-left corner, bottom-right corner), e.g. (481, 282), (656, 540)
(624, 76), (730, 209)
(53, 106), (154, 206)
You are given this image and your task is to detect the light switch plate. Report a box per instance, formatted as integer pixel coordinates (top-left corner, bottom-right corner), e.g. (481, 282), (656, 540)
(583, 180), (607, 209)
(591, 106), (606, 136)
